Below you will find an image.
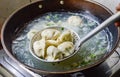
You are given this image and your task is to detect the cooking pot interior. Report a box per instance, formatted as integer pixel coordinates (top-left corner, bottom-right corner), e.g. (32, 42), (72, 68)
(1, 0), (119, 74)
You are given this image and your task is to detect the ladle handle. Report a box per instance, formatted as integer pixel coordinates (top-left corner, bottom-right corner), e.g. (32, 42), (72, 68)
(79, 12), (120, 46)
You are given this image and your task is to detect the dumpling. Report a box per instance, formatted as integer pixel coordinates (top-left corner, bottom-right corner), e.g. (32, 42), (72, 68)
(27, 29), (38, 40)
(46, 46), (63, 61)
(67, 16), (82, 26)
(46, 40), (59, 47)
(57, 30), (73, 43)
(57, 42), (74, 56)
(33, 38), (46, 58)
(41, 29), (60, 40)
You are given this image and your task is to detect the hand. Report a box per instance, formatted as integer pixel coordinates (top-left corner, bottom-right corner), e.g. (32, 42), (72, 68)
(115, 3), (120, 27)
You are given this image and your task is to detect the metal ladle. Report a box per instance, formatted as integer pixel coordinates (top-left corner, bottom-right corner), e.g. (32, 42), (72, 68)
(30, 12), (120, 62)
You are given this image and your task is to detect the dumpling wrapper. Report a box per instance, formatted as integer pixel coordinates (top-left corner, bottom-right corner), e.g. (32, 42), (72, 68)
(46, 46), (63, 61)
(46, 40), (59, 47)
(67, 16), (82, 26)
(33, 38), (46, 58)
(57, 42), (74, 56)
(57, 30), (73, 43)
(41, 29), (60, 40)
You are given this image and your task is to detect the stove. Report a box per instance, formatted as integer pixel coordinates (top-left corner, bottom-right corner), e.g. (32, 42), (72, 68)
(0, 43), (120, 77)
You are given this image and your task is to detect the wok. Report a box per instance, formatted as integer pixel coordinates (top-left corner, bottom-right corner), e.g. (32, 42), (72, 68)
(1, 0), (120, 75)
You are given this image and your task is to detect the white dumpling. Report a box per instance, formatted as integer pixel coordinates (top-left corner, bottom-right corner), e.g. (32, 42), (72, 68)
(27, 29), (38, 40)
(46, 40), (59, 47)
(57, 42), (74, 56)
(67, 16), (82, 26)
(57, 30), (73, 43)
(46, 46), (63, 61)
(41, 29), (60, 40)
(33, 38), (46, 58)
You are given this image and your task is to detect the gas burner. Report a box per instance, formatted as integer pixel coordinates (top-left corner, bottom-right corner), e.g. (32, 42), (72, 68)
(0, 47), (120, 77)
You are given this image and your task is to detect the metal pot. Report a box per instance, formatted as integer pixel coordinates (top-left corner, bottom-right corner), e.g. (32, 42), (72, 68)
(1, 0), (120, 75)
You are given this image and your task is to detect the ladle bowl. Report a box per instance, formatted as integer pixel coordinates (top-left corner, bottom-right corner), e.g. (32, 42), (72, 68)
(29, 26), (80, 62)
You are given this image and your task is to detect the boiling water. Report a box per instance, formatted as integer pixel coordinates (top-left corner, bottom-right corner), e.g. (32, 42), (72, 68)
(12, 12), (113, 71)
